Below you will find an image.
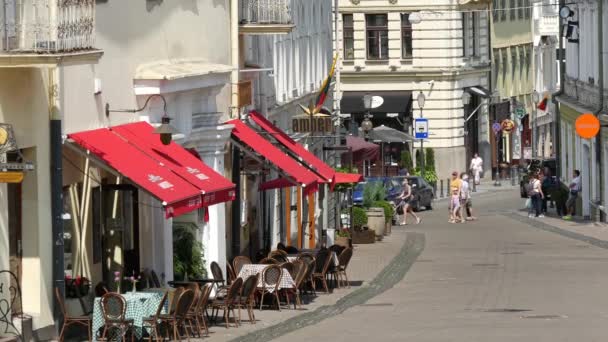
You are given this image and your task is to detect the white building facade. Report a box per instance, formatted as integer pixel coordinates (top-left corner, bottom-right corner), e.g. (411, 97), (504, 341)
(236, 0), (334, 254)
(334, 0), (492, 178)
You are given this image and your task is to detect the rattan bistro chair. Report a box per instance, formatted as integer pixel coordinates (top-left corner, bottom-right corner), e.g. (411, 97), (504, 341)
(312, 249), (332, 293)
(259, 265), (282, 311)
(269, 251), (288, 263)
(100, 293), (135, 342)
(55, 288), (92, 342)
(190, 283), (212, 336)
(142, 291), (169, 342)
(237, 275), (259, 324)
(210, 278), (243, 328)
(233, 256), (252, 276)
(158, 289), (196, 341)
(334, 247), (354, 288)
(259, 257), (278, 265)
(211, 261), (229, 296)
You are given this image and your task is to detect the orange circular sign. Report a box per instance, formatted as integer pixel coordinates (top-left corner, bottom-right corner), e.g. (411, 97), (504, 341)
(501, 119), (515, 133)
(575, 113), (600, 139)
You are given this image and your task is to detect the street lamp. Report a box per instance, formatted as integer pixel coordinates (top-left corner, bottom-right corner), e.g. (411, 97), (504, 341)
(417, 91), (426, 175)
(461, 91), (471, 106)
(361, 93), (374, 176)
(106, 94), (180, 145)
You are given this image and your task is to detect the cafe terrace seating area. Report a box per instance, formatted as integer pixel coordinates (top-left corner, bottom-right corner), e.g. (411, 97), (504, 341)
(57, 244), (354, 341)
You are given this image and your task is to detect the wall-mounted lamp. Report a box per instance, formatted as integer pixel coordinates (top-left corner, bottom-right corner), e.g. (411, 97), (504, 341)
(105, 94), (180, 145)
(559, 6), (575, 19)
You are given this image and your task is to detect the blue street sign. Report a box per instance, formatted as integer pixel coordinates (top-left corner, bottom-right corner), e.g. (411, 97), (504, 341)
(414, 118), (429, 139)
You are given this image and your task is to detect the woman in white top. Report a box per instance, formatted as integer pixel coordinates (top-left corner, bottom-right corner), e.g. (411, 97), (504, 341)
(397, 180), (421, 225)
(528, 172), (544, 218)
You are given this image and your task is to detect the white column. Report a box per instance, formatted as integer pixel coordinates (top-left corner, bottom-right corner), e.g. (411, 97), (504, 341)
(202, 154), (227, 278)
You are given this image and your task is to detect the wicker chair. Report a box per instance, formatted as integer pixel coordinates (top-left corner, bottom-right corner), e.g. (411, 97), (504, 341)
(210, 277), (243, 328)
(237, 275), (259, 324)
(258, 265), (282, 311)
(296, 252), (314, 264)
(158, 289), (195, 341)
(185, 283), (211, 337)
(285, 262), (308, 309)
(100, 293), (135, 342)
(277, 242), (287, 251)
(142, 291), (168, 342)
(269, 251), (288, 263)
(169, 287), (185, 315)
(312, 249), (332, 293)
(329, 244), (346, 256)
(335, 247), (354, 288)
(259, 257), (278, 265)
(226, 263), (237, 285)
(211, 261), (229, 296)
(55, 288), (91, 342)
(297, 254), (316, 295)
(232, 256), (252, 276)
(280, 262), (295, 279)
(183, 283), (202, 337)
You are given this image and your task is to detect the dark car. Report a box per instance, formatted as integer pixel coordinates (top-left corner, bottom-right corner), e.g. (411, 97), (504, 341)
(391, 176), (434, 211)
(352, 177), (404, 205)
(519, 158), (558, 198)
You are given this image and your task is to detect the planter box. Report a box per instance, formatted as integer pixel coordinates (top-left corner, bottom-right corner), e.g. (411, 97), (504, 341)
(352, 229), (375, 244)
(334, 236), (351, 248)
(385, 222), (392, 236)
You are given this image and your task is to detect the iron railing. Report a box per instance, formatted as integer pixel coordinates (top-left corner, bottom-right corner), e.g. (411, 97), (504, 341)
(1, 0), (95, 53)
(240, 0), (292, 25)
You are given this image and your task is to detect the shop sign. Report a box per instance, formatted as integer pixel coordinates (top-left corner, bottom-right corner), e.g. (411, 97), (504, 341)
(0, 172), (23, 183)
(501, 119), (515, 133)
(292, 115), (334, 134)
(575, 113), (600, 139)
(0, 123), (18, 154)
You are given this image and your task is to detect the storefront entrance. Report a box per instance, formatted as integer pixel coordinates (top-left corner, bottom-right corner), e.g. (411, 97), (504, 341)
(7, 182), (21, 307)
(92, 184), (140, 292)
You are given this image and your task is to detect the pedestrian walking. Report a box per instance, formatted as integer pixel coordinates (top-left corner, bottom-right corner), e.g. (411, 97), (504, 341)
(397, 179), (420, 225)
(563, 169), (581, 220)
(469, 153), (483, 185)
(449, 171), (463, 223)
(527, 172), (544, 218)
(460, 173), (477, 221)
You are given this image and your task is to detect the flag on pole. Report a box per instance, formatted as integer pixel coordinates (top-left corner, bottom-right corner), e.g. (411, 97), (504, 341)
(537, 96), (548, 111)
(313, 54), (338, 114)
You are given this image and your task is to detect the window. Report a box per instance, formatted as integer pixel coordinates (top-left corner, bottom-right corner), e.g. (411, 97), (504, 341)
(510, 0), (516, 20)
(401, 13), (413, 59)
(519, 48), (525, 76)
(500, 0), (506, 21)
(343, 14), (354, 60)
(493, 0), (499, 21)
(526, 44), (532, 77)
(518, 0), (524, 19)
(524, 0), (531, 19)
(511, 48), (518, 78)
(462, 13), (467, 57)
(502, 49), (508, 81)
(366, 14), (389, 60)
(472, 13), (478, 56)
(463, 13), (480, 58)
(493, 49), (500, 87)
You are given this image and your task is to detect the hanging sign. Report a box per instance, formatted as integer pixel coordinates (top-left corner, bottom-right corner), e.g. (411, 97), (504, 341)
(575, 113), (600, 139)
(414, 118), (429, 139)
(292, 115), (334, 133)
(501, 119), (515, 133)
(492, 122), (502, 135)
(0, 172), (24, 183)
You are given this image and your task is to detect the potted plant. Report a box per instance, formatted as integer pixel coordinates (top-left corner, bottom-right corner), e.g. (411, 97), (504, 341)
(335, 228), (351, 247)
(363, 182), (386, 237)
(350, 206), (375, 244)
(373, 200), (395, 236)
(65, 275), (91, 298)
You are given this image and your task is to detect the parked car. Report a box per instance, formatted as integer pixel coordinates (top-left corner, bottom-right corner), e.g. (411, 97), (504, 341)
(391, 176), (434, 211)
(352, 177), (403, 206)
(519, 158), (557, 198)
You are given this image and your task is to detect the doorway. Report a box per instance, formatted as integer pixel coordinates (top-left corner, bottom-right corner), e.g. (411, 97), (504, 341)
(8, 183), (22, 300)
(582, 144), (591, 218)
(92, 184), (140, 291)
(465, 94), (480, 165)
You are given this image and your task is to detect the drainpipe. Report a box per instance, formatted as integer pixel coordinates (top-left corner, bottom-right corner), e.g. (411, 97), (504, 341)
(49, 67), (64, 334)
(552, 0), (566, 181)
(595, 0), (604, 221)
(230, 0), (241, 259)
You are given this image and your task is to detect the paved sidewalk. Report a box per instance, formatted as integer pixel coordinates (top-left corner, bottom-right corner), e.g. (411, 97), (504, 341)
(509, 209), (608, 248)
(201, 226), (412, 341)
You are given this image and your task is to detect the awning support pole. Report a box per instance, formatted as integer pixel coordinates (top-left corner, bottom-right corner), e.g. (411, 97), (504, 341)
(285, 188), (291, 246)
(297, 186), (303, 249)
(308, 192), (315, 249)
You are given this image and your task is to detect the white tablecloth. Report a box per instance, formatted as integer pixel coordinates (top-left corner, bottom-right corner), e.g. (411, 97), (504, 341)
(237, 264), (295, 292)
(287, 251), (339, 266)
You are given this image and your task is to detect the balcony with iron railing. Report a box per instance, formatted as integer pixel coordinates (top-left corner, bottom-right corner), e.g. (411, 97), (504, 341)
(239, 0), (294, 35)
(0, 0), (102, 67)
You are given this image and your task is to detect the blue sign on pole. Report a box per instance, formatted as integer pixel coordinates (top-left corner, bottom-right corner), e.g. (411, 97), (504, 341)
(414, 118), (429, 139)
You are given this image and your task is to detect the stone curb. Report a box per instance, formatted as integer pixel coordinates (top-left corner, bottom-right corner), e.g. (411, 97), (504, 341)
(504, 212), (608, 250)
(230, 232), (426, 342)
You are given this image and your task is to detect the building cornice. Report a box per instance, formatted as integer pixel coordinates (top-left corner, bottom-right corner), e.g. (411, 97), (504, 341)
(340, 66), (490, 80)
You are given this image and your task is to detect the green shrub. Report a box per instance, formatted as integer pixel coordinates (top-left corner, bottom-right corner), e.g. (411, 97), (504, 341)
(173, 222), (206, 280)
(333, 166), (360, 192)
(373, 200), (394, 224)
(415, 149), (423, 170)
(351, 206), (368, 229)
(399, 150), (413, 171)
(425, 147), (436, 172)
(363, 182), (385, 208)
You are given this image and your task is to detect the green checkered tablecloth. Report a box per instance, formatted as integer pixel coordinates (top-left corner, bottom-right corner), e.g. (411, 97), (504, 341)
(92, 291), (167, 341)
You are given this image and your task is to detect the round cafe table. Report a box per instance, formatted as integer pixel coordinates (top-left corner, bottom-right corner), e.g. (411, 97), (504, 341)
(92, 291), (167, 341)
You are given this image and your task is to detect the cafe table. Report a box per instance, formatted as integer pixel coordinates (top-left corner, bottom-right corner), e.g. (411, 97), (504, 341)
(237, 264), (295, 292)
(287, 251), (339, 266)
(92, 291), (167, 341)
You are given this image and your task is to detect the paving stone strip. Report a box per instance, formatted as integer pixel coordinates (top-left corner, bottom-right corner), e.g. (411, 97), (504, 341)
(504, 212), (608, 249)
(230, 232), (426, 342)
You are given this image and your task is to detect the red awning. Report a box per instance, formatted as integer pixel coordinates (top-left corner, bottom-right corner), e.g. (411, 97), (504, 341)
(334, 172), (364, 184)
(258, 177), (296, 191)
(248, 111), (363, 188)
(69, 123), (235, 218)
(112, 122), (236, 207)
(249, 111), (334, 182)
(226, 118), (319, 194)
